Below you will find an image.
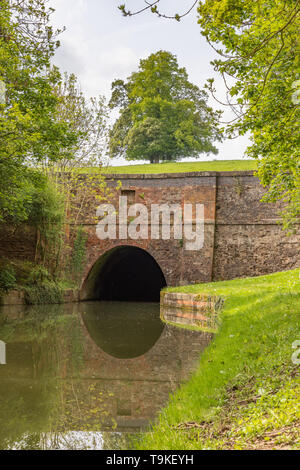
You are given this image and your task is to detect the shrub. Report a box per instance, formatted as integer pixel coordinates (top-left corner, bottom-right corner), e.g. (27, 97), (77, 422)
(0, 266), (16, 291)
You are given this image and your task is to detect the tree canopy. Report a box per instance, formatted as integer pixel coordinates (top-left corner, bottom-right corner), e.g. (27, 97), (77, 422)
(0, 0), (76, 222)
(109, 50), (221, 163)
(198, 0), (300, 230)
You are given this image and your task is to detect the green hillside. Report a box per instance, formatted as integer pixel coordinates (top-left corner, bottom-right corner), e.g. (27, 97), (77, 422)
(96, 159), (257, 174)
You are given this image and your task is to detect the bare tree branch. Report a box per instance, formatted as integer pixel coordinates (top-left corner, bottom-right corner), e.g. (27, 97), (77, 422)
(119, 1), (198, 21)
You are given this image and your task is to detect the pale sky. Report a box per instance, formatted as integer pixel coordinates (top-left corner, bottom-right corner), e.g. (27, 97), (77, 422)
(50, 0), (251, 165)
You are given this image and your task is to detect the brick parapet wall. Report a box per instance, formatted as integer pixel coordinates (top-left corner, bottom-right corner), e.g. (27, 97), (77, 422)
(77, 170), (299, 289)
(0, 170), (299, 290)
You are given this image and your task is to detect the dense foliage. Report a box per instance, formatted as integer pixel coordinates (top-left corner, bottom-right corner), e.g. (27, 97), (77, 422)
(109, 51), (221, 163)
(0, 0), (76, 223)
(198, 0), (300, 229)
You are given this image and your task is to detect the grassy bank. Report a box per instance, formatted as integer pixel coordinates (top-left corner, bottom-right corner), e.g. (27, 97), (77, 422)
(139, 269), (300, 450)
(88, 159), (257, 174)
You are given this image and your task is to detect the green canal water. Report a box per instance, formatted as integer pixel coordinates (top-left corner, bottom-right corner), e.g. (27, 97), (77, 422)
(0, 301), (211, 450)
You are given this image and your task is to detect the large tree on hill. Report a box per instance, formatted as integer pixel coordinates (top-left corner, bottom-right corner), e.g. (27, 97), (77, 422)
(118, 1), (300, 230)
(108, 50), (221, 163)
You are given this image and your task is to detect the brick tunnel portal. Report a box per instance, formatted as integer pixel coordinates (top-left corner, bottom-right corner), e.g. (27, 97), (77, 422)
(81, 246), (167, 302)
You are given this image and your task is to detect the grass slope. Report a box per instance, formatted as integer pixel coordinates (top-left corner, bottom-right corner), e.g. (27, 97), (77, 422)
(138, 269), (300, 450)
(95, 160), (257, 174)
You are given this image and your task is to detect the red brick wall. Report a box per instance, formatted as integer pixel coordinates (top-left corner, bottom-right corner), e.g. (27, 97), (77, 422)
(77, 171), (299, 292)
(0, 225), (37, 262)
(1, 171), (299, 288)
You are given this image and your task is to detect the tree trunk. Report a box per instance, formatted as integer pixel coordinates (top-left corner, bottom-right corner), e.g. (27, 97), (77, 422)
(150, 156), (159, 164)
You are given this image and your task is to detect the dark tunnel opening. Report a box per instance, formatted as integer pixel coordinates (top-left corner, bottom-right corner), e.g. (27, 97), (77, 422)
(82, 246), (167, 302)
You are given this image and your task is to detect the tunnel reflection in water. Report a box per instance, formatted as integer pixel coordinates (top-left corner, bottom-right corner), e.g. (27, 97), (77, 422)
(82, 246), (167, 302)
(0, 301), (213, 449)
(81, 301), (164, 359)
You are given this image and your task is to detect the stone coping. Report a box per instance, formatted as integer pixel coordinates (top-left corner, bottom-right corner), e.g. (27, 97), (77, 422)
(160, 291), (224, 331)
(103, 170), (255, 180)
(161, 291), (224, 309)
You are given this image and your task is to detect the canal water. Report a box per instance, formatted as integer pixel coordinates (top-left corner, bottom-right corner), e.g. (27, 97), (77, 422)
(0, 301), (211, 450)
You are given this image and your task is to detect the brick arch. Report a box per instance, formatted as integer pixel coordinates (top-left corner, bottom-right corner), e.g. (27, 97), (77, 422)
(80, 244), (167, 302)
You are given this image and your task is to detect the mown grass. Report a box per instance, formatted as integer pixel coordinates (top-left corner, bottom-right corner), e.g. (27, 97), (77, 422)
(85, 159), (257, 174)
(138, 269), (300, 450)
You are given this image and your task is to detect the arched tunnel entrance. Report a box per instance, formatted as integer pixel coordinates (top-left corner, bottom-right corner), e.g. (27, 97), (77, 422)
(81, 246), (167, 302)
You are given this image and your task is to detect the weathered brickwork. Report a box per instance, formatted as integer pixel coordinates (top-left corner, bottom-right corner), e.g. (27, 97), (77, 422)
(1, 171), (299, 292)
(0, 225), (37, 261)
(78, 171), (299, 294)
(160, 292), (223, 330)
(213, 224), (299, 280)
(213, 173), (299, 279)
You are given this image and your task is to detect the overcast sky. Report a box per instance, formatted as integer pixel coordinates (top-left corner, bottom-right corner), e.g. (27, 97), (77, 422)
(50, 0), (251, 165)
